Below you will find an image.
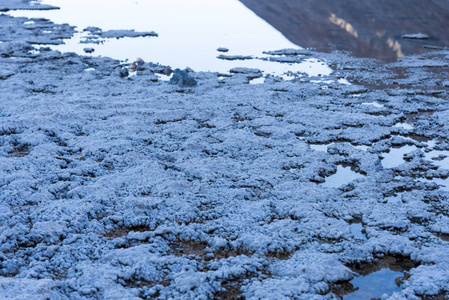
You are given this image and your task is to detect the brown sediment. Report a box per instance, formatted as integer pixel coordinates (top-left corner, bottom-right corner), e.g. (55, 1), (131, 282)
(403, 111), (434, 124)
(103, 225), (152, 239)
(171, 241), (208, 257)
(347, 255), (419, 276)
(215, 283), (245, 300)
(433, 232), (449, 242)
(7, 145), (30, 157)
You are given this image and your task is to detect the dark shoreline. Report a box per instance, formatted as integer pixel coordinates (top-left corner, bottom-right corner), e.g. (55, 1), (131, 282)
(239, 0), (449, 62)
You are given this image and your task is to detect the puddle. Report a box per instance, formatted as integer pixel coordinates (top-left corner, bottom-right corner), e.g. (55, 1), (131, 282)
(350, 223), (367, 240)
(424, 149), (449, 170)
(322, 165), (365, 188)
(380, 145), (417, 169)
(341, 255), (419, 299)
(8, 0), (332, 77)
(344, 268), (404, 299)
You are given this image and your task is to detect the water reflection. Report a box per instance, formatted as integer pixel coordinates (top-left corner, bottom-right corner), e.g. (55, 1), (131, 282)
(344, 268), (403, 299)
(380, 145), (417, 168)
(239, 0), (449, 61)
(350, 223), (367, 240)
(322, 165), (365, 188)
(7, 0), (332, 76)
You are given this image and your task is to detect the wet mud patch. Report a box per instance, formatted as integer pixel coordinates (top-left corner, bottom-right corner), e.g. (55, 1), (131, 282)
(401, 133), (433, 143)
(104, 225), (152, 239)
(7, 144), (30, 157)
(422, 293), (449, 300)
(265, 251), (292, 260)
(170, 240), (208, 258)
(51, 268), (68, 280)
(433, 232), (449, 242)
(170, 240), (257, 262)
(403, 110), (435, 124)
(215, 282), (244, 300)
(118, 274), (170, 290)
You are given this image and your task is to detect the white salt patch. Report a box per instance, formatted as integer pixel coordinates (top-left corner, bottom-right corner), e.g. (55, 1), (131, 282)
(280, 74), (296, 81)
(249, 77), (265, 84)
(386, 194), (402, 204)
(157, 73), (171, 81)
(425, 140), (437, 148)
(394, 123), (414, 130)
(362, 102), (384, 108)
(354, 145), (368, 151)
(337, 78), (351, 85)
(310, 143), (333, 152)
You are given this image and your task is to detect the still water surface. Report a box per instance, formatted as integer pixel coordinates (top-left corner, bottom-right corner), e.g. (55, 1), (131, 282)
(9, 0), (332, 76)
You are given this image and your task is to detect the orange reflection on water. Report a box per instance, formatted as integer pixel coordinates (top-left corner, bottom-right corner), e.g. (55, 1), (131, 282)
(329, 13), (358, 38)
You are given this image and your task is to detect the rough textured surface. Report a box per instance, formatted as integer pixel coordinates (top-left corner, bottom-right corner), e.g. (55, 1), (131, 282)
(0, 0), (57, 11)
(1, 1), (449, 299)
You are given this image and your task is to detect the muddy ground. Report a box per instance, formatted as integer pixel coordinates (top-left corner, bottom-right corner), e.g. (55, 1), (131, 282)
(1, 1), (449, 299)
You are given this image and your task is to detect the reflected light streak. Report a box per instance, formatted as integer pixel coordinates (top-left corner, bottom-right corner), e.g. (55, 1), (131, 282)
(386, 37), (404, 58)
(329, 13), (358, 38)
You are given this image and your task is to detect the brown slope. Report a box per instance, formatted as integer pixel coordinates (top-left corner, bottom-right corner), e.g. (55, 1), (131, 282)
(239, 0), (449, 61)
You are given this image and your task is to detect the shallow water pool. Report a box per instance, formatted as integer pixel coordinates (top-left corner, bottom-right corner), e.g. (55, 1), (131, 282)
(344, 268), (404, 299)
(8, 0), (332, 77)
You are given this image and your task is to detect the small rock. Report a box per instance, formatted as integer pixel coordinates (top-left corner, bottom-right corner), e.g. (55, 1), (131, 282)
(128, 63), (137, 72)
(114, 67), (129, 78)
(217, 54), (253, 61)
(229, 67), (262, 74)
(169, 69), (197, 87)
(83, 47), (95, 53)
(135, 57), (145, 67)
(217, 47), (229, 52)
